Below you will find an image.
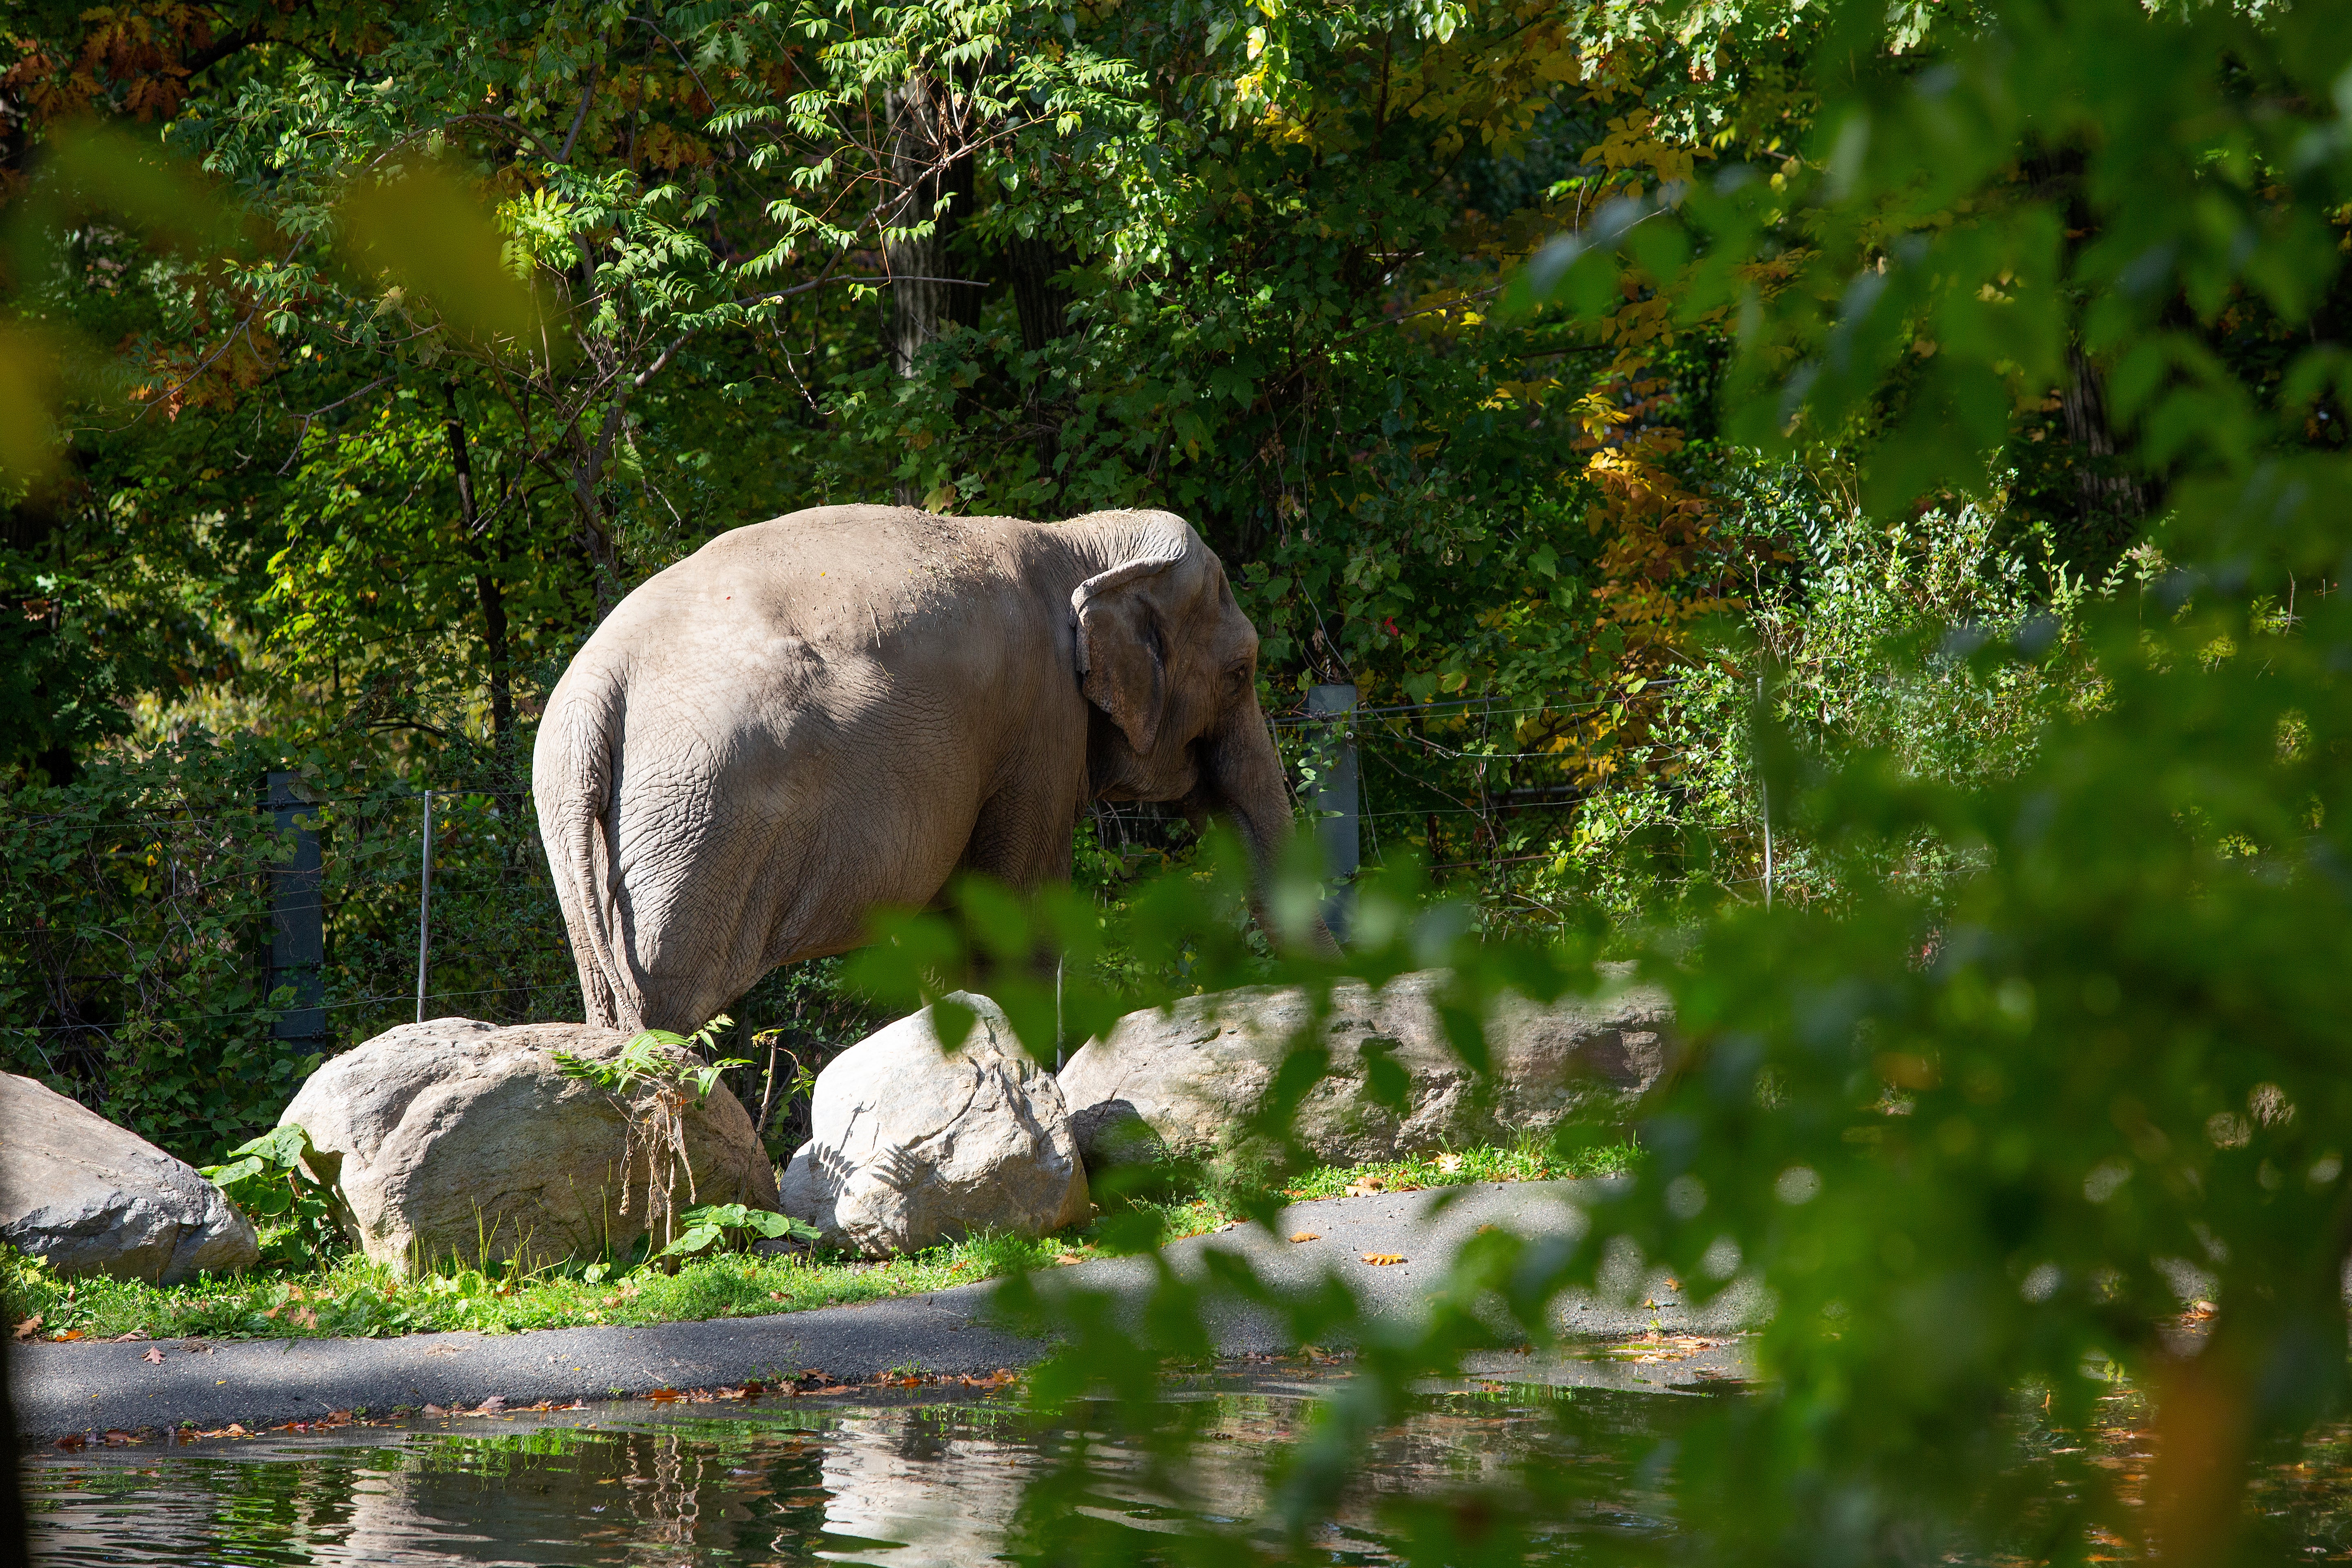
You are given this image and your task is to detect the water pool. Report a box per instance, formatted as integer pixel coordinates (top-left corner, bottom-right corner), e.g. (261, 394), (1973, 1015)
(22, 1366), (1704, 1566)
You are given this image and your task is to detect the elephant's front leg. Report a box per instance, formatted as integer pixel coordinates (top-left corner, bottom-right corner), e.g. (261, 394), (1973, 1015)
(958, 782), (1082, 892)
(945, 782), (1089, 1007)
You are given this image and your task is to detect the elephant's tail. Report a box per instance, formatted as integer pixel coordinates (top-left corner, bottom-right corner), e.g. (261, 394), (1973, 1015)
(542, 677), (642, 1029)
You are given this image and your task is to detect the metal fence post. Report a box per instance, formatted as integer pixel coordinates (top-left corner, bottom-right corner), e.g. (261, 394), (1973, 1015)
(415, 790), (433, 1022)
(1757, 673), (1774, 910)
(263, 771), (326, 1048)
(1307, 682), (1360, 942)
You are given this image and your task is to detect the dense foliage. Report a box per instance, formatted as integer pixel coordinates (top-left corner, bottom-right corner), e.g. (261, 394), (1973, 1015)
(4, 0), (2351, 1559)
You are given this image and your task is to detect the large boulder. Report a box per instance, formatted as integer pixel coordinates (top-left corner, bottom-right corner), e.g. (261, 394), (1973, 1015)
(280, 1018), (779, 1276)
(0, 1073), (260, 1283)
(1057, 964), (1675, 1169)
(780, 994), (1089, 1257)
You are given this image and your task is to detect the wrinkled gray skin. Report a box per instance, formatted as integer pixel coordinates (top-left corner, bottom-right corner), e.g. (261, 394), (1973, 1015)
(535, 504), (1326, 1033)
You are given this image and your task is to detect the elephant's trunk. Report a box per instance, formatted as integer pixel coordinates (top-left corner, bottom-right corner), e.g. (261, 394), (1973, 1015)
(1205, 704), (1342, 958)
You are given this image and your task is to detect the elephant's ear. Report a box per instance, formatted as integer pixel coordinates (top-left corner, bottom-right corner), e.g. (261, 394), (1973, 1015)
(1072, 538), (1188, 754)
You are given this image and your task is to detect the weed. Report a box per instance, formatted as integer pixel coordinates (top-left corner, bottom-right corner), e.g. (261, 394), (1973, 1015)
(553, 1013), (751, 1261)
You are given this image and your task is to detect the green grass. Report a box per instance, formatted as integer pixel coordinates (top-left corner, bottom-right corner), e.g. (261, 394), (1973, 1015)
(2, 1136), (1639, 1345)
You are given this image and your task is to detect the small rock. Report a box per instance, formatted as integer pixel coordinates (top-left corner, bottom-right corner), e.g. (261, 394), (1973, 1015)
(1057, 964), (1676, 1169)
(780, 994), (1088, 1257)
(281, 1018), (777, 1277)
(0, 1073), (260, 1284)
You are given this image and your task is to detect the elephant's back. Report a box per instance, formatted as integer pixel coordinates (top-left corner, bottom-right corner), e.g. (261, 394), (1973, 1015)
(558, 502), (1051, 779)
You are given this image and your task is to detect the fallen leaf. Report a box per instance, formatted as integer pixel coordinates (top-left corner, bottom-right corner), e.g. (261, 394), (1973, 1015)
(647, 1388), (682, 1402)
(421, 1404), (450, 1417)
(475, 1396), (507, 1414)
(1435, 1153), (1465, 1174)
(52, 1328), (85, 1342)
(223, 1423), (248, 1436)
(808, 1385), (857, 1395)
(1289, 1232), (1321, 1243)
(1361, 1253), (1406, 1266)
(53, 1434), (85, 1450)
(13, 1314), (41, 1341)
(112, 1330), (148, 1342)
(1343, 1177), (1387, 1197)
(143, 1348), (165, 1365)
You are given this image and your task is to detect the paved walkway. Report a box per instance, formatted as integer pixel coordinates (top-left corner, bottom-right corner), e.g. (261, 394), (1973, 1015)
(13, 1179), (1762, 1437)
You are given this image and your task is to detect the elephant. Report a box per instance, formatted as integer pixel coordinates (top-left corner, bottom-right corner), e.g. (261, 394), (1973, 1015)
(533, 503), (1327, 1033)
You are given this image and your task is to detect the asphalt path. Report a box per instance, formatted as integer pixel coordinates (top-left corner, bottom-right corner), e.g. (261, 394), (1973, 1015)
(13, 1178), (1763, 1438)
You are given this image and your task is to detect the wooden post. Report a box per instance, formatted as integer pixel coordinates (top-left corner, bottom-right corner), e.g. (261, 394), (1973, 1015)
(263, 772), (325, 1046)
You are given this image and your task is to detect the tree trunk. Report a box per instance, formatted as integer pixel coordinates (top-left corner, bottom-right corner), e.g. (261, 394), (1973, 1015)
(1003, 234), (1076, 501)
(2024, 150), (2148, 546)
(2058, 343), (2147, 540)
(1005, 235), (1074, 354)
(884, 72), (980, 384)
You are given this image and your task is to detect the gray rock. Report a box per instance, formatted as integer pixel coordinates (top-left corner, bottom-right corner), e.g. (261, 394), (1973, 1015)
(780, 994), (1089, 1257)
(280, 1018), (779, 1277)
(0, 1073), (260, 1284)
(1056, 964), (1675, 1169)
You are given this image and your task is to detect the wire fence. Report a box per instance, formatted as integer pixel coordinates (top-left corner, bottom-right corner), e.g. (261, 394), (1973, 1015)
(1, 675), (1751, 1158)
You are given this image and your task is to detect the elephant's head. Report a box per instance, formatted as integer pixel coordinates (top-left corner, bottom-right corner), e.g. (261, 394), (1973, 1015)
(1069, 510), (1335, 951)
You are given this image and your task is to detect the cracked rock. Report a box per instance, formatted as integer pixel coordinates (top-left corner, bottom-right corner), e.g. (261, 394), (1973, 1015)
(780, 994), (1088, 1257)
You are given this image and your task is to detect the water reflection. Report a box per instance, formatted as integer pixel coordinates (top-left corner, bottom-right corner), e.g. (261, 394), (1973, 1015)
(22, 1369), (1693, 1566)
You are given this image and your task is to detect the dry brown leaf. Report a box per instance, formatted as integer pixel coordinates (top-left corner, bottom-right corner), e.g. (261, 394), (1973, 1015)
(1289, 1232), (1321, 1243)
(1361, 1253), (1406, 1266)
(13, 1314), (41, 1341)
(1435, 1152), (1465, 1173)
(143, 1347), (165, 1365)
